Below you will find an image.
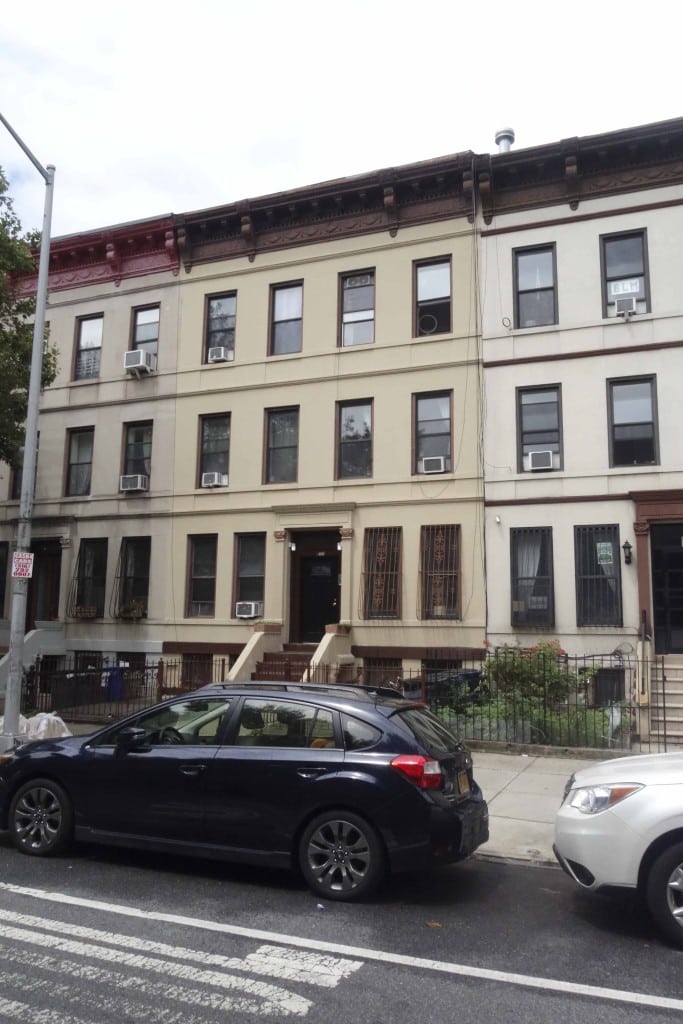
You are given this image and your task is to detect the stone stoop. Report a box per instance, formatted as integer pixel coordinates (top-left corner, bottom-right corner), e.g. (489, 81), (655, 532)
(650, 656), (683, 748)
(251, 643), (318, 682)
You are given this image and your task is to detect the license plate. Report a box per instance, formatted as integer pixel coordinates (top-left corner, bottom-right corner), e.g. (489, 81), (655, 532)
(457, 770), (470, 795)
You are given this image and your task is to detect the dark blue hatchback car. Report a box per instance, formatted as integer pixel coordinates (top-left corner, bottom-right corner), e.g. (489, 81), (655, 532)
(0, 683), (489, 900)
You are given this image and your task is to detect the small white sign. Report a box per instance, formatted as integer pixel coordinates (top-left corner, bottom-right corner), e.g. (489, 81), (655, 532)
(11, 552), (35, 579)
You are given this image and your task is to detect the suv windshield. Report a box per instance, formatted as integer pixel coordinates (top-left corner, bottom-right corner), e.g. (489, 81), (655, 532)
(396, 707), (463, 757)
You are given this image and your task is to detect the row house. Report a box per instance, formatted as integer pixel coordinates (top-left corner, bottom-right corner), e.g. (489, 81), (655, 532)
(480, 118), (683, 740)
(0, 157), (486, 687)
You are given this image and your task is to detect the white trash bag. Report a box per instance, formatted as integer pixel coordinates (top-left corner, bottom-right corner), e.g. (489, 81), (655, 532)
(26, 713), (72, 740)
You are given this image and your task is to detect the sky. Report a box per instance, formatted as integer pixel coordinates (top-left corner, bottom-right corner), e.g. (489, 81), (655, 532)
(1, 0), (680, 240)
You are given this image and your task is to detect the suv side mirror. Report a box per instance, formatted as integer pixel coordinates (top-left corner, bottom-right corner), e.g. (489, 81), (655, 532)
(115, 726), (149, 752)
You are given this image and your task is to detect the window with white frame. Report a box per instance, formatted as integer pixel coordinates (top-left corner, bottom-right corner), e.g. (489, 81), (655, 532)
(340, 271), (375, 346)
(74, 315), (103, 380)
(608, 376), (658, 466)
(601, 230), (649, 317)
(187, 535), (217, 617)
(514, 245), (557, 328)
(517, 386), (561, 472)
(415, 259), (451, 336)
(414, 391), (452, 473)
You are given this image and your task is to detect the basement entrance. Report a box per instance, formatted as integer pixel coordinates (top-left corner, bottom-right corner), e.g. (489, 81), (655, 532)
(651, 523), (683, 654)
(289, 531), (340, 644)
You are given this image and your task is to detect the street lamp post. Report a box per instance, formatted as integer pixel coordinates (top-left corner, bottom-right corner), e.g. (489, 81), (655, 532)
(0, 113), (55, 753)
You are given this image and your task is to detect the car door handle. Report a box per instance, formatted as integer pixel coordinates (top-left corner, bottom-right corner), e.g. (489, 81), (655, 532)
(297, 768), (327, 779)
(179, 764), (207, 776)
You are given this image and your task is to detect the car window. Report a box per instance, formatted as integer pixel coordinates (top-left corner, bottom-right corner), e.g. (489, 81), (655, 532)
(395, 706), (461, 756)
(341, 713), (381, 751)
(233, 698), (338, 748)
(98, 698), (232, 746)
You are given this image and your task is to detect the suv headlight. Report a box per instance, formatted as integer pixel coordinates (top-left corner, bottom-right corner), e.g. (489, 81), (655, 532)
(568, 783), (643, 814)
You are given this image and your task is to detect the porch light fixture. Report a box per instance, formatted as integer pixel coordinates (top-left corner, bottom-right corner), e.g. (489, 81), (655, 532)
(622, 540), (633, 564)
(289, 541), (296, 552)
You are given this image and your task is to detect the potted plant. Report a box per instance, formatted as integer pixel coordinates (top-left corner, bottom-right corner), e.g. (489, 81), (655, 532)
(118, 599), (145, 620)
(74, 605), (98, 619)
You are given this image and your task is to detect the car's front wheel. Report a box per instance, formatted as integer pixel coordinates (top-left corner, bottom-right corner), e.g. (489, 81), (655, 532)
(9, 778), (73, 857)
(299, 810), (385, 901)
(646, 841), (683, 947)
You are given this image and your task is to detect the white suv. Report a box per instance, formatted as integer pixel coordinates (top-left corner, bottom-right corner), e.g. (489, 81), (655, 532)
(554, 751), (683, 947)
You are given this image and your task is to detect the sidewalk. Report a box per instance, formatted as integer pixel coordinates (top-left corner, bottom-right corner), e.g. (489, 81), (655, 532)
(472, 749), (602, 864)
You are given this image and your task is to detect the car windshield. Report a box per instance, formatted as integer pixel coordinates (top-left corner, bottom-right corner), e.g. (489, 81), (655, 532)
(395, 706), (463, 757)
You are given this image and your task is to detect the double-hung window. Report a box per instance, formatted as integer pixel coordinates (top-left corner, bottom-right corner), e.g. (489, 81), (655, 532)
(415, 259), (451, 336)
(116, 537), (151, 616)
(510, 527), (554, 628)
(601, 230), (649, 316)
(337, 400), (372, 478)
(517, 386), (561, 472)
(575, 525), (622, 626)
(205, 293), (236, 362)
(360, 526), (402, 619)
(74, 315), (103, 380)
(419, 525), (460, 619)
(265, 408), (298, 483)
(123, 422), (153, 480)
(187, 535), (217, 617)
(66, 427), (94, 496)
(340, 271), (375, 346)
(235, 534), (266, 605)
(514, 245), (557, 328)
(199, 414), (230, 486)
(414, 392), (452, 473)
(608, 376), (658, 466)
(270, 283), (303, 355)
(132, 306), (160, 356)
(74, 538), (108, 617)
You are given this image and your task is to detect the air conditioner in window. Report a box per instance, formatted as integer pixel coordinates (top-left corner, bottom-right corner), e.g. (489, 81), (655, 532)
(119, 474), (149, 492)
(207, 346), (234, 363)
(528, 450), (554, 471)
(124, 350), (157, 374)
(420, 456), (446, 474)
(235, 601), (263, 619)
(201, 472), (228, 488)
(615, 296), (637, 318)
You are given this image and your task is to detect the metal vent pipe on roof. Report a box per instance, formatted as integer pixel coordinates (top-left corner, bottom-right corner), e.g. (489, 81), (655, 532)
(494, 127), (515, 153)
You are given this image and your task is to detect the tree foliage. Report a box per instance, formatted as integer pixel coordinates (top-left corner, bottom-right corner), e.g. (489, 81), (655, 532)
(0, 168), (58, 468)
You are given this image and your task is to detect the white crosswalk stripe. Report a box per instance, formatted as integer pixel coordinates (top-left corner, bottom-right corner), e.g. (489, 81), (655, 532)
(0, 913), (363, 1020)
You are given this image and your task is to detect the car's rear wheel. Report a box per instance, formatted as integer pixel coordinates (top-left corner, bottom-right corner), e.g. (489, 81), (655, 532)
(9, 778), (73, 856)
(645, 841), (683, 948)
(299, 810), (385, 901)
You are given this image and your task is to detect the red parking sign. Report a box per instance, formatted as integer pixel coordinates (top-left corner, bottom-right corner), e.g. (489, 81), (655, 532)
(11, 552), (34, 578)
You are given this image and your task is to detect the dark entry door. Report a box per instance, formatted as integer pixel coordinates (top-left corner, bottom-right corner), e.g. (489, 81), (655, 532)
(27, 539), (62, 629)
(651, 524), (683, 654)
(290, 532), (340, 643)
(301, 556), (338, 642)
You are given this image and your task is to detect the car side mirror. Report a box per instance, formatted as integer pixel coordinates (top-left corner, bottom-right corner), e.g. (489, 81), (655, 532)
(115, 726), (149, 753)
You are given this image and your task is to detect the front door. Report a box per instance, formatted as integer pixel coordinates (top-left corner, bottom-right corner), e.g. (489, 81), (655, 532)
(651, 524), (683, 654)
(27, 539), (62, 629)
(289, 531), (340, 643)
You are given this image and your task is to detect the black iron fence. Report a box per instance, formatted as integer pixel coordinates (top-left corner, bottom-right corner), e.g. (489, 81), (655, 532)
(15, 645), (668, 753)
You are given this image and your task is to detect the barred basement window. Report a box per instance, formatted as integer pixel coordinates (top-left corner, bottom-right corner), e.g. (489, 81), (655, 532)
(510, 527), (554, 628)
(575, 525), (623, 626)
(360, 527), (402, 619)
(419, 525), (459, 619)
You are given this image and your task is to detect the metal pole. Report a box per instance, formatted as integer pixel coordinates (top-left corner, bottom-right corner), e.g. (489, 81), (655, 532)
(0, 113), (54, 753)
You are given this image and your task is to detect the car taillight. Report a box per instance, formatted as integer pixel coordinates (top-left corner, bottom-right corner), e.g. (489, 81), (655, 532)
(391, 754), (443, 789)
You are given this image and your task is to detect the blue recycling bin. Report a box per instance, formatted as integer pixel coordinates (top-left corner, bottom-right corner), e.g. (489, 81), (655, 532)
(106, 667), (124, 700)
